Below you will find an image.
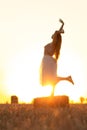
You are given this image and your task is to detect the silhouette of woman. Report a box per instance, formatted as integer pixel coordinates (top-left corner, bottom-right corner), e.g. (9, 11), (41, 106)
(40, 19), (74, 96)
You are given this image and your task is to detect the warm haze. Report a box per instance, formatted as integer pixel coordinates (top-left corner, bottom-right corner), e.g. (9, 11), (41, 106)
(0, 0), (87, 103)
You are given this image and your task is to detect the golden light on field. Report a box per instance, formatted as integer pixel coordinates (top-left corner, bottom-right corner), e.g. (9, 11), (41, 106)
(5, 46), (85, 103)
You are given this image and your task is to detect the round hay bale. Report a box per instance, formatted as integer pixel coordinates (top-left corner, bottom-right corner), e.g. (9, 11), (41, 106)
(34, 95), (69, 108)
(11, 95), (18, 104)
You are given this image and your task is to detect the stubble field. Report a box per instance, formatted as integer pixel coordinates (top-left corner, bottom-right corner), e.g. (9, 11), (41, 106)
(0, 104), (87, 130)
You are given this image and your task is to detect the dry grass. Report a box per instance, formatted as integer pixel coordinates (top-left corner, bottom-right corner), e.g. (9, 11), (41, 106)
(0, 104), (87, 130)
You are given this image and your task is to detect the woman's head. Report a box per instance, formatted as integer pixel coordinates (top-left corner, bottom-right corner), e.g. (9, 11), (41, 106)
(52, 31), (62, 43)
(51, 31), (58, 39)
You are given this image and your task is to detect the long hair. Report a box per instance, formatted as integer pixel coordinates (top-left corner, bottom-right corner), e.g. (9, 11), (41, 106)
(54, 33), (62, 60)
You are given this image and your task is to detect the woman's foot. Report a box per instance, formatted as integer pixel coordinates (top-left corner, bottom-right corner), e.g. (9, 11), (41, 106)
(67, 76), (74, 85)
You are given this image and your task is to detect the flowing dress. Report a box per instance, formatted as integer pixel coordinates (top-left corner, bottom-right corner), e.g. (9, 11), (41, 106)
(40, 44), (57, 86)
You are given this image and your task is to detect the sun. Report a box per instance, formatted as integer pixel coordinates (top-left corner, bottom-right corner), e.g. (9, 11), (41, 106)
(5, 47), (52, 103)
(5, 46), (84, 103)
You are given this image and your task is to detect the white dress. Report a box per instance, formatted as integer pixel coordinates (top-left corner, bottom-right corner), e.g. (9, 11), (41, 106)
(40, 43), (57, 86)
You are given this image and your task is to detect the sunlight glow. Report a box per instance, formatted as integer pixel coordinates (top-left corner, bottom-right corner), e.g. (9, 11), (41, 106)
(5, 47), (85, 103)
(0, 0), (87, 104)
(54, 82), (81, 102)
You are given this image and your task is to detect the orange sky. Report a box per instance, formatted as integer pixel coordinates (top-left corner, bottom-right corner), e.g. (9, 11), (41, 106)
(0, 0), (87, 103)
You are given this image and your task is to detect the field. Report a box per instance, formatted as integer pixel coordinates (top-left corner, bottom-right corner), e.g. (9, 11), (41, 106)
(0, 104), (87, 130)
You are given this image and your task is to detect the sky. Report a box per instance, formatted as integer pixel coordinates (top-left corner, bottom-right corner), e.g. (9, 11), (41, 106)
(0, 0), (87, 103)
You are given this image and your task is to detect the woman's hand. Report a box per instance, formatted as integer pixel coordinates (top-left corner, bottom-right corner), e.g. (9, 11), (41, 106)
(59, 19), (64, 25)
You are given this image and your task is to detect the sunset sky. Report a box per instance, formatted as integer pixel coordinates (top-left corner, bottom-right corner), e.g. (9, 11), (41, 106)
(0, 0), (87, 103)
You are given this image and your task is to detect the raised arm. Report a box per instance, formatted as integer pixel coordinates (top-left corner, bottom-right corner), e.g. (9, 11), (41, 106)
(59, 19), (64, 33)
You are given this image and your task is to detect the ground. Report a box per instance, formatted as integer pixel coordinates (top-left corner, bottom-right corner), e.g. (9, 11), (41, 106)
(0, 104), (87, 130)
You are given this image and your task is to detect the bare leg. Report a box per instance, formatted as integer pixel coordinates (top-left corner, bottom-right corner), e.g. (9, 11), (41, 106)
(55, 76), (74, 85)
(51, 85), (55, 97)
(56, 75), (74, 85)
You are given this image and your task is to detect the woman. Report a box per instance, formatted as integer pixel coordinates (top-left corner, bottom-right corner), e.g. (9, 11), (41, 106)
(40, 19), (74, 96)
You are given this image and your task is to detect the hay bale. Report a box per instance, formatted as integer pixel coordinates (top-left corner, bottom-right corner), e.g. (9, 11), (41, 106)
(11, 95), (18, 104)
(34, 95), (69, 108)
